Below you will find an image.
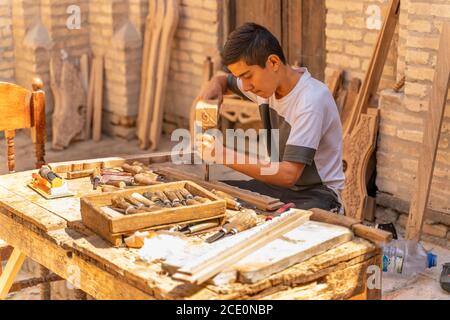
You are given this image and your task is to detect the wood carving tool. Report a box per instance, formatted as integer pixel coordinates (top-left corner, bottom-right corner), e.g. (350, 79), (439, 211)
(175, 189), (187, 205)
(265, 202), (296, 221)
(124, 195), (145, 208)
(155, 191), (172, 207)
(206, 210), (258, 243)
(131, 192), (156, 207)
(194, 196), (211, 203)
(134, 173), (161, 186)
(104, 180), (127, 189)
(143, 192), (164, 207)
(179, 188), (194, 199)
(164, 190), (183, 207)
(212, 190), (243, 210)
(186, 198), (201, 206)
(100, 185), (121, 193)
(195, 99), (219, 181)
(180, 221), (220, 234)
(122, 163), (145, 175)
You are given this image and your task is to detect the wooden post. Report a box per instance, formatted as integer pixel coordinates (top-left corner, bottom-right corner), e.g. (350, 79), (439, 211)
(406, 23), (450, 241)
(345, 0), (400, 136)
(92, 56), (104, 142)
(31, 78), (46, 169)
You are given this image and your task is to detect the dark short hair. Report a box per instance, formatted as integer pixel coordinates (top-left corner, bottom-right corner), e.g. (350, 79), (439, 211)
(221, 22), (286, 68)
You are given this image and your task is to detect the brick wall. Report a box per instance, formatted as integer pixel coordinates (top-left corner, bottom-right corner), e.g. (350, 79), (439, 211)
(377, 0), (450, 216)
(0, 0), (15, 82)
(325, 0), (450, 239)
(325, 0), (398, 91)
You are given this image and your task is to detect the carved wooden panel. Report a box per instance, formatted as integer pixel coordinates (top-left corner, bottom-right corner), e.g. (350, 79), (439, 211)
(342, 112), (379, 221)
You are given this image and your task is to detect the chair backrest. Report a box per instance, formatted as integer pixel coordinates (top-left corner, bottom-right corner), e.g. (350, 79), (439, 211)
(0, 78), (46, 173)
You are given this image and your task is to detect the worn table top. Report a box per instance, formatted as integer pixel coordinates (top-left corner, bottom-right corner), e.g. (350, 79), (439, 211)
(0, 166), (379, 300)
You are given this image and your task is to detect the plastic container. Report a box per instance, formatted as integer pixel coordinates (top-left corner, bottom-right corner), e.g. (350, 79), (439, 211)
(382, 239), (437, 277)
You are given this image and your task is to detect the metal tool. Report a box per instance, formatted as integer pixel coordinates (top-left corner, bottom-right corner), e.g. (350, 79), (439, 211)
(179, 221), (220, 234)
(212, 190), (243, 210)
(205, 210), (258, 243)
(195, 99), (219, 182)
(265, 202), (296, 221)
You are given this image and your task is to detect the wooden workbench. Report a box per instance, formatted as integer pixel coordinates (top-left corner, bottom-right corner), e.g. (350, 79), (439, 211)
(0, 161), (382, 300)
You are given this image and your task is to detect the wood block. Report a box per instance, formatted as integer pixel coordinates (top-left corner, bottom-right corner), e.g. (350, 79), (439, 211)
(195, 100), (219, 130)
(92, 56), (104, 142)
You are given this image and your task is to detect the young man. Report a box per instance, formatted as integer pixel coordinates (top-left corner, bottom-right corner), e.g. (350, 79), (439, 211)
(196, 23), (344, 212)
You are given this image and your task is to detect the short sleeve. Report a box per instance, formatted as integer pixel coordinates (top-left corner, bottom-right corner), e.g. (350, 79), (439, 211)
(226, 75), (258, 103)
(282, 111), (323, 166)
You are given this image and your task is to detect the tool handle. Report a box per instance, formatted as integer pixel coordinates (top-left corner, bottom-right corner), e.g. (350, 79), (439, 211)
(226, 211), (258, 233)
(134, 174), (160, 185)
(122, 163), (144, 175)
(131, 193), (155, 207)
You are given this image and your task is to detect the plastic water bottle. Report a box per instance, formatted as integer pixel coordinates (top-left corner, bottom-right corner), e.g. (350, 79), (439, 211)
(382, 239), (437, 277)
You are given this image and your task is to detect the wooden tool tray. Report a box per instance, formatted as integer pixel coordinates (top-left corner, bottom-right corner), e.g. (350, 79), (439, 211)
(80, 180), (227, 245)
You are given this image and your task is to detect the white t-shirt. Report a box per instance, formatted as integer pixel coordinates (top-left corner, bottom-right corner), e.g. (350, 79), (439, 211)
(227, 68), (345, 192)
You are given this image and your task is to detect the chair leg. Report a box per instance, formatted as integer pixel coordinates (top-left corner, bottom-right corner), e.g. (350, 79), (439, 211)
(0, 248), (26, 299)
(5, 130), (16, 173)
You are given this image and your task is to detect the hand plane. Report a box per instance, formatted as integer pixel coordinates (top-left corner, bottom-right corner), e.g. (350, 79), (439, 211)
(29, 165), (73, 198)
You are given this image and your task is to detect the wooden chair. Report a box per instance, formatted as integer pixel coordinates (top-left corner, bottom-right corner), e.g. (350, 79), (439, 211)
(0, 78), (46, 172)
(0, 78), (55, 299)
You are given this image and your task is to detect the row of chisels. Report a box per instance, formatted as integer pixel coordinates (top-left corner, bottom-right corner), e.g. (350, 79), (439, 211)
(104, 188), (212, 215)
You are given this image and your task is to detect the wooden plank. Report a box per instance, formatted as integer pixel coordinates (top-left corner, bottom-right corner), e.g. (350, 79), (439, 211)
(236, 221), (353, 283)
(282, 0), (302, 65)
(300, 0), (326, 81)
(149, 0), (179, 150)
(138, 0), (165, 149)
(0, 248), (26, 299)
(406, 23), (450, 241)
(326, 69), (343, 99)
(137, 1), (156, 138)
(173, 210), (312, 284)
(84, 54), (95, 139)
(92, 56), (104, 142)
(341, 78), (362, 133)
(345, 0), (400, 136)
(0, 183), (67, 232)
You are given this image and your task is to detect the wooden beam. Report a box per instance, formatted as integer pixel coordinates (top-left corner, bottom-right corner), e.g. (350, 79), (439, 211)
(0, 248), (26, 299)
(345, 0), (400, 136)
(406, 23), (450, 241)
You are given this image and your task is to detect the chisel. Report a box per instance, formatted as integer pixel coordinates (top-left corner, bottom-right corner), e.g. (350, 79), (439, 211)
(205, 210), (258, 243)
